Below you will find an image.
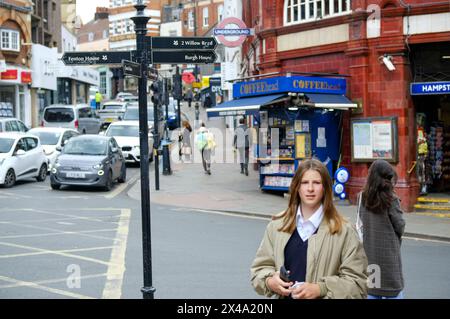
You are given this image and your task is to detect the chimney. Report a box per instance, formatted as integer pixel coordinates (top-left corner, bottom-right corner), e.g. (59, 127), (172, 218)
(95, 7), (109, 20)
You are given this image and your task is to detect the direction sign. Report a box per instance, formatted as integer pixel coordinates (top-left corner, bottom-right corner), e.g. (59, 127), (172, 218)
(151, 37), (218, 50)
(152, 51), (217, 64)
(122, 60), (141, 78)
(62, 51), (132, 65)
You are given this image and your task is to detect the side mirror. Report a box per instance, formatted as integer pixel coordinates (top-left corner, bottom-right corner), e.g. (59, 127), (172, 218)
(15, 149), (26, 156)
(55, 146), (62, 152)
(61, 140), (68, 147)
(111, 147), (119, 153)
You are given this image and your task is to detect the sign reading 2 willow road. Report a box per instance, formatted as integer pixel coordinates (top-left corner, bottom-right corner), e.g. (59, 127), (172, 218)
(152, 51), (217, 64)
(62, 51), (132, 65)
(151, 37), (218, 50)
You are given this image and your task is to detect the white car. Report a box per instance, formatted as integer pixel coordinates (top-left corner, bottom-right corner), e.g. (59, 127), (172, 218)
(0, 133), (48, 188)
(28, 127), (80, 171)
(105, 121), (154, 163)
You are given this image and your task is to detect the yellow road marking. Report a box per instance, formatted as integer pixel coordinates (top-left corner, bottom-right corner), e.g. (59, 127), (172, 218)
(0, 275), (94, 299)
(105, 175), (140, 199)
(102, 208), (131, 299)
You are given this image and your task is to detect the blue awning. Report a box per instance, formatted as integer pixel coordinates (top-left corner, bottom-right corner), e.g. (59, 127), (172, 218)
(207, 94), (286, 118)
(305, 93), (357, 109)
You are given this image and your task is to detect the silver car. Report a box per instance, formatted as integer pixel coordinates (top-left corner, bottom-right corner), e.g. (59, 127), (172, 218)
(50, 135), (126, 191)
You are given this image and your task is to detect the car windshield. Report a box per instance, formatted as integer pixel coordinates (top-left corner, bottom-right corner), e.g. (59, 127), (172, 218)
(44, 108), (74, 122)
(0, 138), (14, 153)
(63, 139), (108, 156)
(103, 104), (124, 110)
(29, 130), (61, 145)
(123, 108), (154, 121)
(106, 125), (139, 137)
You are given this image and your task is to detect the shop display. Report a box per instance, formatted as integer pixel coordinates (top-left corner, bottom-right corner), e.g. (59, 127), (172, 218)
(263, 176), (293, 188)
(260, 164), (295, 175)
(0, 102), (14, 118)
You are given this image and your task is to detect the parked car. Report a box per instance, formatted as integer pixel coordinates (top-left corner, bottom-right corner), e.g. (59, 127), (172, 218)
(165, 99), (190, 130)
(123, 105), (165, 142)
(97, 101), (129, 130)
(28, 127), (80, 171)
(116, 92), (134, 101)
(50, 135), (126, 191)
(42, 104), (101, 134)
(0, 118), (29, 133)
(0, 132), (48, 188)
(105, 121), (154, 163)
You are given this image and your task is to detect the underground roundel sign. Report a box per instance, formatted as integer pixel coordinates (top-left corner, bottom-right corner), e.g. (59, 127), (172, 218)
(214, 17), (252, 48)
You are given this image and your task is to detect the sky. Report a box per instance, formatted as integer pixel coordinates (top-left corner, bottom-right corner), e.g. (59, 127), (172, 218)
(76, 0), (110, 25)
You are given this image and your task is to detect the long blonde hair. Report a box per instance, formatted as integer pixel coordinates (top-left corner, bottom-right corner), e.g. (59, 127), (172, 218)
(275, 158), (344, 234)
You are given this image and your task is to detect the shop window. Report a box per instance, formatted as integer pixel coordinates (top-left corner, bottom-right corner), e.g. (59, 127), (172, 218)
(284, 0), (351, 26)
(1, 29), (20, 52)
(188, 11), (194, 30)
(203, 7), (209, 27)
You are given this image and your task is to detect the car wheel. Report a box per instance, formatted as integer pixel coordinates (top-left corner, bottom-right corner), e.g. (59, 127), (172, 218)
(104, 169), (113, 191)
(36, 164), (48, 182)
(51, 183), (61, 190)
(4, 169), (16, 188)
(118, 164), (126, 183)
(82, 129), (86, 134)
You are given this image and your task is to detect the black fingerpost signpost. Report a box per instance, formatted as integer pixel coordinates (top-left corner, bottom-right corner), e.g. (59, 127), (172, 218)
(131, 0), (155, 299)
(60, 0), (218, 300)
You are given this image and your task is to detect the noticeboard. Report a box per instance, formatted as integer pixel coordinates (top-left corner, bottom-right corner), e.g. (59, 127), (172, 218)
(351, 117), (398, 163)
(295, 133), (312, 159)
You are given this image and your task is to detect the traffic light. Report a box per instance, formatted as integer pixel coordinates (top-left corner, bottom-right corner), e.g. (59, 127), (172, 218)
(150, 81), (161, 105)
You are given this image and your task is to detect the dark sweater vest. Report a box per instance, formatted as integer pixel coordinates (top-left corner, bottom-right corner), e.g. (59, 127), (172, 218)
(284, 229), (315, 283)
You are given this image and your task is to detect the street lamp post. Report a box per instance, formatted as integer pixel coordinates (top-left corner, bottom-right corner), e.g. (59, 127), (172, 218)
(193, 0), (199, 82)
(131, 0), (156, 300)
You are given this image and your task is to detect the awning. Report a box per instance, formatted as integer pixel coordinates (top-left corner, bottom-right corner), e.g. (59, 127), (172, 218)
(305, 93), (357, 109)
(207, 94), (286, 118)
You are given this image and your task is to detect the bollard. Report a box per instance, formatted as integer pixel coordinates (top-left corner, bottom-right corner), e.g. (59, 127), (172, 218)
(162, 144), (172, 175)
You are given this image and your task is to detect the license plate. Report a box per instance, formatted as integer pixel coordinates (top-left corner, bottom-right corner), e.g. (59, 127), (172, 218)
(66, 172), (85, 179)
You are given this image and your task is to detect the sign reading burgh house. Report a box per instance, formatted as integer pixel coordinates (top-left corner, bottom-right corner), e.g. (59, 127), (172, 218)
(233, 76), (347, 99)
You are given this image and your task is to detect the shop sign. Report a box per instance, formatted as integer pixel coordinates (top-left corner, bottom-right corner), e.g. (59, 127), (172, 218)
(233, 76), (347, 99)
(411, 81), (450, 95)
(1, 69), (18, 80)
(31, 44), (57, 91)
(21, 72), (32, 84)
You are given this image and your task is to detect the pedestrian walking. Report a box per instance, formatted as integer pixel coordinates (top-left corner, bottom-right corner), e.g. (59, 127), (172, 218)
(186, 89), (193, 108)
(195, 123), (215, 175)
(95, 91), (103, 110)
(358, 159), (406, 299)
(180, 120), (193, 162)
(251, 158), (368, 299)
(234, 118), (251, 176)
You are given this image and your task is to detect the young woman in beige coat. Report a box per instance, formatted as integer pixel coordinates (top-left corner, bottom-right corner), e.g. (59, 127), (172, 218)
(251, 159), (368, 299)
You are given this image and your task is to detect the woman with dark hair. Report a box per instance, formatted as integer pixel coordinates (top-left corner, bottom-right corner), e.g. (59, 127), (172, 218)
(251, 159), (368, 299)
(360, 159), (406, 299)
(181, 120), (192, 162)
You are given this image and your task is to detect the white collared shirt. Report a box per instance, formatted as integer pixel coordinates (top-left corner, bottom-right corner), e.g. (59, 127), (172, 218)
(296, 205), (324, 242)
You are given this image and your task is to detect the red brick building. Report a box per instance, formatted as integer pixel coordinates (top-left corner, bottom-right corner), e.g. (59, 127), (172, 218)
(241, 0), (450, 211)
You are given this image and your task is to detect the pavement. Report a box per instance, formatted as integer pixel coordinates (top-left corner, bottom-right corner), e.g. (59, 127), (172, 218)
(128, 101), (450, 242)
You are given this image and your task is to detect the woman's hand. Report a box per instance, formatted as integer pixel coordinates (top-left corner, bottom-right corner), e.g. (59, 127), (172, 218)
(290, 283), (321, 299)
(266, 272), (292, 297)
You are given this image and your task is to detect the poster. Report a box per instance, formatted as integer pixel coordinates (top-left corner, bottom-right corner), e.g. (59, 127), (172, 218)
(351, 117), (397, 162)
(372, 121), (393, 158)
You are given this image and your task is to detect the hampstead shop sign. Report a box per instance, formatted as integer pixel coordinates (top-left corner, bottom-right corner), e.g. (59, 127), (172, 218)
(233, 76), (347, 99)
(411, 81), (450, 95)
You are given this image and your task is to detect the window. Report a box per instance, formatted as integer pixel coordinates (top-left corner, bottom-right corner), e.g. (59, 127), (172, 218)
(103, 30), (108, 39)
(1, 29), (20, 52)
(218, 4), (224, 22)
(88, 32), (94, 41)
(25, 138), (38, 151)
(203, 7), (209, 27)
(188, 11), (194, 30)
(284, 0), (351, 25)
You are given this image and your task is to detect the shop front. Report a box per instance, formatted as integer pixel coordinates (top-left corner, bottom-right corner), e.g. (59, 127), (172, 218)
(31, 44), (58, 127)
(0, 66), (32, 126)
(55, 56), (100, 106)
(207, 75), (356, 193)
